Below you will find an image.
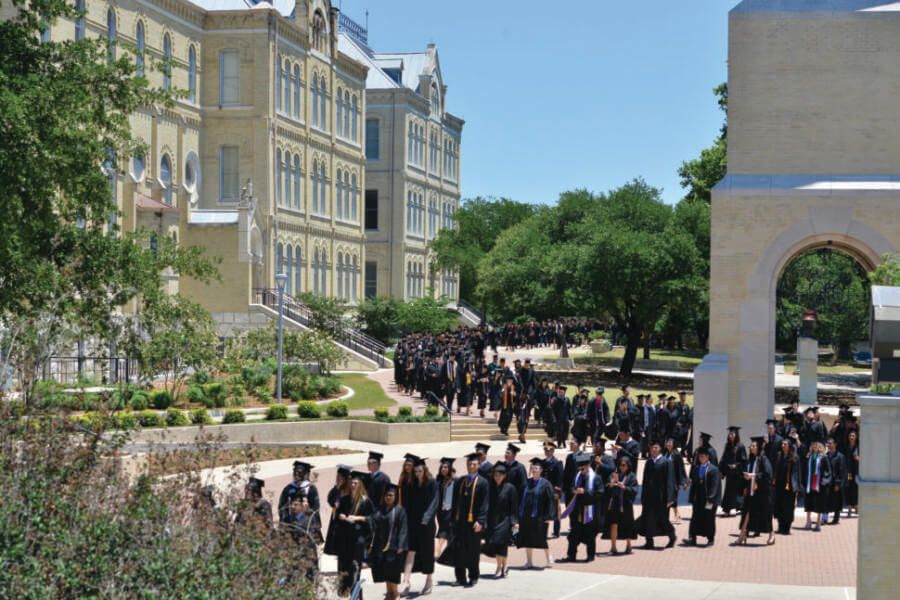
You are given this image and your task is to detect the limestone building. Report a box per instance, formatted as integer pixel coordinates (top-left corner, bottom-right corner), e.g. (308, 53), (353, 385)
(12, 0), (370, 328)
(338, 23), (464, 303)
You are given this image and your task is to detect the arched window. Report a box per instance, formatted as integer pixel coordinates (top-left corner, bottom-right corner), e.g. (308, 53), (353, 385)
(136, 22), (145, 78)
(406, 262), (411, 299)
(344, 255), (351, 301)
(188, 46), (196, 103)
(312, 75), (318, 127)
(343, 171), (350, 219)
(336, 87), (342, 137)
(319, 250), (327, 296)
(160, 155), (172, 204)
(319, 162), (326, 214)
(408, 123), (413, 162)
(294, 245), (302, 296)
(162, 34), (172, 91)
(312, 10), (326, 54)
(312, 250), (319, 295)
(106, 9), (116, 63)
(293, 65), (300, 118)
(335, 169), (343, 219)
(276, 58), (282, 112)
(319, 79), (326, 130)
(293, 155), (300, 209)
(343, 91), (350, 138)
(105, 149), (117, 229)
(351, 256), (358, 302)
(283, 152), (291, 207)
(351, 96), (358, 142)
(75, 0), (84, 41)
(277, 243), (284, 277)
(337, 253), (343, 299)
(285, 246), (293, 295)
(350, 174), (357, 221)
(276, 150), (282, 205)
(283, 59), (290, 113)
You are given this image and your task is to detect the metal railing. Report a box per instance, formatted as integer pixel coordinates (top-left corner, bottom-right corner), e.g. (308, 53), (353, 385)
(456, 298), (496, 327)
(252, 289), (388, 367)
(42, 356), (136, 386)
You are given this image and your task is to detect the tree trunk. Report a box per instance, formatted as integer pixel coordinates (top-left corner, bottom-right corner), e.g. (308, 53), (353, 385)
(620, 330), (641, 377)
(642, 329), (651, 360)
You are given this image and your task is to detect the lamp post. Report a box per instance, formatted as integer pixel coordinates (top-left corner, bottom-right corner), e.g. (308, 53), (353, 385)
(275, 272), (288, 404)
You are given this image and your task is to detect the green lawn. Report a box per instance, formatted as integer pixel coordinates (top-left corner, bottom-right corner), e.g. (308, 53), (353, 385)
(337, 373), (397, 410)
(781, 359), (870, 375)
(542, 347), (706, 371)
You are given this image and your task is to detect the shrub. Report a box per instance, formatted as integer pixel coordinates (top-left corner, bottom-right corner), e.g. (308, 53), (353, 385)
(266, 405), (288, 420)
(307, 375), (325, 399)
(165, 408), (189, 427)
(397, 406), (412, 417)
(322, 377), (342, 397)
(297, 402), (321, 419)
(186, 384), (206, 406)
(374, 407), (389, 420)
(424, 405), (439, 417)
(78, 412), (109, 431)
(227, 396), (247, 407)
(255, 388), (273, 404)
(240, 364), (271, 390)
(230, 383), (245, 398)
(138, 410), (163, 428)
(281, 364), (310, 402)
(262, 357), (278, 372)
(114, 412), (138, 431)
(129, 391), (149, 411)
(190, 408), (213, 425)
(191, 370), (211, 385)
(149, 390), (174, 410)
(222, 410), (246, 424)
(325, 401), (348, 418)
(204, 383), (226, 408)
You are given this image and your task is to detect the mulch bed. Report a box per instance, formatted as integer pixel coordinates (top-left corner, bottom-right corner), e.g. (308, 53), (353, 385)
(145, 444), (353, 476)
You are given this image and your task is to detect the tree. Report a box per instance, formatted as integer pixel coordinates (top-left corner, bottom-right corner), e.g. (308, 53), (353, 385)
(869, 253), (900, 286)
(284, 329), (347, 375)
(678, 83), (728, 205)
(296, 293), (346, 338)
(396, 295), (458, 335)
(354, 295), (401, 344)
(430, 197), (537, 316)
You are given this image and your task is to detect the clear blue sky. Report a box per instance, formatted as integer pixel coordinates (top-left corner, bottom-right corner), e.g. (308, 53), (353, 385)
(339, 0), (731, 206)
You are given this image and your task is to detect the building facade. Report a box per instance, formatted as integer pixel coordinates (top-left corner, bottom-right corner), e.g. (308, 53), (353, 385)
(10, 0), (369, 326)
(338, 25), (464, 303)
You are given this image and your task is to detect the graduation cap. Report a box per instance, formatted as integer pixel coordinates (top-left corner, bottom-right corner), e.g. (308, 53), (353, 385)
(413, 456), (427, 467)
(765, 418), (778, 426)
(839, 403), (850, 411)
(699, 432), (713, 442)
(293, 461), (313, 473)
(804, 407), (815, 415)
(559, 385), (568, 392)
(513, 359), (522, 364)
(492, 463), (508, 474)
(403, 453), (421, 463)
(368, 451), (384, 461)
(595, 386), (605, 395)
(524, 358), (532, 364)
(636, 394), (645, 400)
(695, 445), (711, 456)
(543, 440), (557, 449)
(337, 464), (352, 476)
(845, 415), (858, 424)
(575, 454), (592, 467)
(384, 483), (399, 496)
(812, 406), (821, 413)
(475, 443), (490, 454)
(667, 395), (677, 401)
(248, 477), (265, 492)
(618, 421), (631, 434)
(657, 393), (668, 399)
(504, 373), (515, 380)
(727, 426), (741, 433)
(465, 452), (481, 462)
(782, 407), (793, 414)
(750, 436), (765, 446)
(666, 435), (678, 444)
(678, 390), (687, 396)
(506, 443), (520, 455)
(350, 470), (368, 480)
(529, 457), (545, 468)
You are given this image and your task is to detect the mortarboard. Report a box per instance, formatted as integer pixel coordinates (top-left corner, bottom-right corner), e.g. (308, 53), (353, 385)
(575, 454), (592, 467)
(475, 443), (490, 453)
(368, 451), (384, 461)
(529, 457), (545, 468)
(465, 452), (481, 461)
(699, 432), (713, 442)
(595, 387), (605, 395)
(413, 456), (427, 467)
(248, 477), (265, 491)
(696, 445), (711, 456)
(727, 426), (741, 432)
(440, 457), (456, 465)
(750, 436), (765, 445)
(492, 463), (508, 474)
(337, 464), (352, 476)
(403, 453), (420, 463)
(384, 483), (399, 495)
(543, 440), (557, 449)
(293, 461), (313, 473)
(506, 443), (520, 454)
(350, 470), (368, 480)
(765, 418), (778, 426)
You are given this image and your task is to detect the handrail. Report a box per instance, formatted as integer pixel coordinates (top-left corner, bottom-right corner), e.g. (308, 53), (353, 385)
(456, 298), (496, 327)
(252, 289), (387, 367)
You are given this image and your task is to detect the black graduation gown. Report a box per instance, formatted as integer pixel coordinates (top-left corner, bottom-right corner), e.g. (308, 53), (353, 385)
(323, 486), (345, 556)
(844, 444), (859, 506)
(407, 478), (439, 574)
(477, 459), (493, 480)
(567, 468), (605, 552)
(368, 505), (409, 584)
(741, 454), (773, 534)
(773, 453), (800, 533)
(497, 384), (516, 433)
(563, 452), (578, 505)
(483, 481), (518, 556)
(366, 470), (391, 508)
(694, 443), (719, 467)
(720, 443), (747, 513)
(552, 395), (571, 443)
(800, 452), (833, 513)
(517, 477), (554, 549)
(638, 456), (675, 541)
(764, 433), (783, 465)
(826, 451), (848, 515)
(336, 495), (375, 565)
(602, 472), (638, 540)
(571, 401), (589, 443)
(505, 460), (528, 498)
(450, 474), (489, 582)
(665, 450), (687, 504)
(688, 462), (721, 540)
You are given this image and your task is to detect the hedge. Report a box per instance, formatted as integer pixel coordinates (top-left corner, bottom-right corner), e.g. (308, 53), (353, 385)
(297, 402), (321, 419)
(222, 410), (246, 424)
(266, 405), (289, 420)
(325, 401), (348, 418)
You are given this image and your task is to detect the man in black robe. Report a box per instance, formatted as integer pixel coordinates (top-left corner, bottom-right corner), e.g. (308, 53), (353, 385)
(560, 453), (603, 562)
(640, 440), (677, 549)
(497, 374), (516, 435)
(694, 432), (719, 467)
(763, 419), (783, 465)
(616, 385), (635, 411)
(640, 394), (657, 456)
(683, 445), (722, 546)
(551, 386), (571, 448)
(451, 453), (490, 587)
(587, 387), (610, 445)
(541, 441), (565, 538)
(365, 451), (390, 507)
(612, 423), (640, 464)
(825, 436), (847, 525)
(503, 443), (528, 497)
(475, 443), (493, 480)
(443, 354), (461, 412)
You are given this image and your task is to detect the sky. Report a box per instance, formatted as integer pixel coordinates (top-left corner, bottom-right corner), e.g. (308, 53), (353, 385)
(337, 0), (732, 206)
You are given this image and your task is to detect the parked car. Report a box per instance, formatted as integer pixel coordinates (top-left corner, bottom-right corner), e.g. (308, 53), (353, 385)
(852, 351), (872, 365)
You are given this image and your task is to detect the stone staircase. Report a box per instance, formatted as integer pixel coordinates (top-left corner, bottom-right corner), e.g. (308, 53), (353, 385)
(450, 416), (551, 442)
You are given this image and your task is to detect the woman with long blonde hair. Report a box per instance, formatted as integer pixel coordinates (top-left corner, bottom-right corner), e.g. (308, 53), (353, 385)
(801, 441), (833, 531)
(336, 472), (375, 596)
(401, 458), (438, 596)
(435, 458), (456, 557)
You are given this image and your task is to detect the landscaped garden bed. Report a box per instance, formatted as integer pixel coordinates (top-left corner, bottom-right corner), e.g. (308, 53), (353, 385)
(145, 443), (353, 477)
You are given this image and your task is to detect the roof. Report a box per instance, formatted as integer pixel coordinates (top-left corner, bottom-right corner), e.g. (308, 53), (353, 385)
(338, 32), (434, 93)
(731, 0), (900, 13)
(188, 209), (240, 225)
(136, 194), (177, 212)
(188, 0), (297, 19)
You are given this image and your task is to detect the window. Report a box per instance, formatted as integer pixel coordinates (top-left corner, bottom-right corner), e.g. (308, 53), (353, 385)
(188, 46), (196, 103)
(408, 123), (413, 163)
(219, 145), (239, 201)
(294, 246), (302, 296)
(75, 0), (84, 41)
(312, 75), (319, 127)
(160, 155), (172, 204)
(132, 153), (145, 181)
(365, 190), (377, 230)
(343, 171), (350, 220)
(219, 49), (240, 106)
(344, 255), (351, 301)
(276, 59), (282, 112)
(335, 169), (342, 219)
(365, 261), (377, 299)
(337, 254), (343, 299)
(184, 154), (197, 193)
(283, 59), (290, 113)
(351, 97), (358, 142)
(335, 88), (342, 136)
(319, 163), (326, 214)
(312, 160), (318, 213)
(365, 119), (379, 160)
(343, 91), (350, 138)
(350, 175), (357, 221)
(319, 250), (327, 296)
(136, 22), (145, 78)
(312, 251), (319, 295)
(293, 65), (300, 118)
(276, 150), (282, 205)
(319, 80), (326, 130)
(106, 9), (116, 63)
(163, 34), (171, 91)
(293, 155), (300, 209)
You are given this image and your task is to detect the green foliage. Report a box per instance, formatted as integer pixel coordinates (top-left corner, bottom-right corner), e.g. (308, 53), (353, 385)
(114, 411), (138, 431)
(296, 402), (322, 419)
(869, 253), (900, 287)
(165, 408), (189, 427)
(138, 410), (163, 428)
(424, 405), (439, 417)
(186, 384), (206, 406)
(222, 410), (246, 424)
(204, 382), (227, 408)
(227, 396), (247, 407)
(255, 388), (273, 404)
(190, 371), (211, 385)
(266, 404), (289, 420)
(149, 390), (174, 410)
(325, 401), (348, 418)
(283, 329), (346, 375)
(397, 406), (413, 417)
(241, 363), (273, 390)
(396, 296), (458, 335)
(296, 293), (347, 338)
(322, 377), (342, 396)
(129, 391), (149, 411)
(678, 83), (728, 205)
(374, 407), (389, 420)
(281, 364), (311, 402)
(190, 408), (213, 425)
(355, 295), (402, 343)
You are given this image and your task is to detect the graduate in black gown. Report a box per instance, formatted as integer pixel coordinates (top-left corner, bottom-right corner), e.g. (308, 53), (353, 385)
(801, 441), (832, 531)
(639, 439), (677, 549)
(517, 457), (556, 568)
(503, 443), (528, 498)
(497, 374), (516, 435)
(563, 453), (604, 562)
(541, 441), (565, 538)
(278, 461), (320, 523)
(735, 437), (774, 546)
(694, 432), (719, 467)
(365, 451), (390, 508)
(824, 436), (847, 525)
(683, 445), (721, 546)
(278, 493), (323, 584)
(323, 464), (352, 557)
(551, 386), (571, 448)
(664, 436), (688, 523)
(367, 484), (408, 600)
(236, 477), (273, 532)
(401, 457), (438, 596)
(483, 463), (518, 578)
(602, 455), (638, 555)
(397, 453), (417, 510)
(773, 439), (800, 535)
(450, 453), (489, 587)
(720, 426), (747, 516)
(843, 427), (859, 516)
(435, 458), (457, 556)
(336, 471), (375, 596)
(475, 442), (493, 480)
